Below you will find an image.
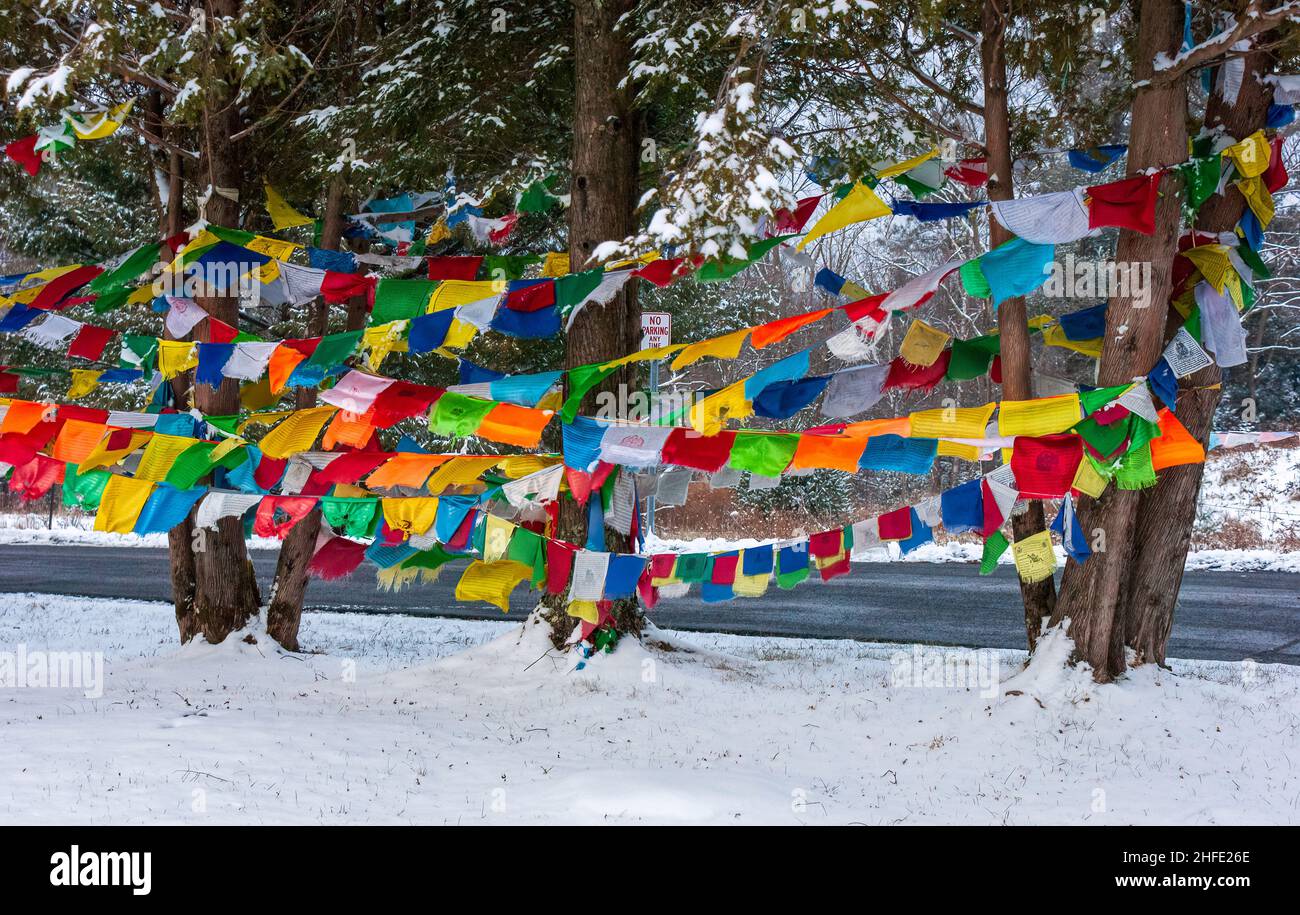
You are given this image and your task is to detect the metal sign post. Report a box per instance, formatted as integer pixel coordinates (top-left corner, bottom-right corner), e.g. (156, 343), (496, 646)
(640, 312), (671, 537)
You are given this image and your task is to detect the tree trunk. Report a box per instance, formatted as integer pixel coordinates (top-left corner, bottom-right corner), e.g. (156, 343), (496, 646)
(1048, 0), (1188, 681)
(980, 0), (1056, 651)
(144, 90), (202, 644)
(191, 0), (262, 644)
(1123, 36), (1275, 666)
(539, 0), (642, 647)
(265, 173), (354, 651)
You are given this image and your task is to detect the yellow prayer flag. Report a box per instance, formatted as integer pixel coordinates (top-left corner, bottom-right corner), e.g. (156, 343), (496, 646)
(257, 406), (337, 458)
(424, 456), (499, 493)
(601, 343), (687, 370)
(909, 402), (995, 439)
(876, 146), (939, 179)
(454, 559), (532, 612)
(566, 599), (600, 623)
(1042, 322), (1104, 358)
(442, 318), (478, 350)
(66, 369), (103, 400)
(482, 515), (515, 563)
(244, 235), (299, 262)
(500, 455), (561, 478)
(362, 321), (410, 370)
(1223, 130), (1270, 179)
(899, 319), (951, 367)
(135, 433), (201, 482)
(264, 183), (315, 231)
(1182, 244), (1235, 295)
(426, 218), (451, 247)
(240, 377), (280, 411)
(670, 328), (749, 371)
(79, 429), (151, 472)
(998, 393), (1082, 437)
(732, 565), (770, 598)
(796, 183), (891, 250)
(157, 340), (199, 380)
(689, 381), (752, 436)
(93, 475), (155, 534)
(937, 439), (982, 461)
(1012, 530), (1057, 583)
(1235, 176), (1275, 229)
(381, 497), (440, 538)
(428, 280), (500, 311)
(1071, 455), (1109, 499)
(541, 252), (570, 277)
(66, 100), (134, 140)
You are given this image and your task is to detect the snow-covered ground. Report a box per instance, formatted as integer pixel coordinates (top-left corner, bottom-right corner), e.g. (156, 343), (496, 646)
(1, 592), (1295, 825)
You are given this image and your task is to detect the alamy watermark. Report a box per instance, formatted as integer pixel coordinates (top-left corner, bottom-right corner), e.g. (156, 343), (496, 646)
(1041, 255), (1152, 308)
(0, 644), (104, 698)
(889, 645), (1001, 699)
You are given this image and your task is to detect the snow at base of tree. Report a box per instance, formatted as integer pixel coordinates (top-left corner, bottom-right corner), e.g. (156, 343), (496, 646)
(0, 593), (1294, 825)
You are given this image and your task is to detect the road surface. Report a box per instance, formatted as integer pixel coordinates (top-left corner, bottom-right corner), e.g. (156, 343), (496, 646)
(0, 544), (1295, 663)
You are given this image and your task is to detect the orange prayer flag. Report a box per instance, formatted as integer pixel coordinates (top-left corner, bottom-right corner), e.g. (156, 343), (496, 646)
(322, 408), (376, 450)
(1, 400), (50, 435)
(790, 434), (869, 472)
(477, 402), (551, 448)
(839, 416), (911, 438)
(750, 308), (834, 349)
(1151, 408), (1205, 471)
(364, 453), (449, 490)
(268, 345), (309, 393)
(51, 419), (108, 465)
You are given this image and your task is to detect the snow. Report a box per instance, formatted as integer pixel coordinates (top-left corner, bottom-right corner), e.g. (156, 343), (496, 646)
(1, 592), (1296, 825)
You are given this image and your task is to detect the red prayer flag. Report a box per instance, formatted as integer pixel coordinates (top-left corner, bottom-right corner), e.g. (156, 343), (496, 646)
(309, 535), (367, 580)
(980, 479), (1004, 537)
(1087, 173), (1161, 235)
(504, 281), (556, 312)
(321, 271), (375, 304)
(818, 555), (852, 581)
(253, 496), (319, 538)
(710, 553), (739, 584)
(426, 255), (484, 280)
(253, 455), (289, 490)
(30, 265), (104, 310)
(545, 540), (575, 595)
(883, 350), (951, 393)
(1265, 136), (1289, 194)
(67, 325), (116, 361)
(773, 195), (823, 234)
(808, 528), (844, 560)
(660, 428), (737, 473)
(5, 135), (41, 177)
(1011, 434), (1083, 499)
(877, 507), (912, 541)
(946, 159), (988, 187)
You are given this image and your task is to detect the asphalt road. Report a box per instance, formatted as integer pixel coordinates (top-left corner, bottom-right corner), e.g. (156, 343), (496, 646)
(0, 543), (1296, 663)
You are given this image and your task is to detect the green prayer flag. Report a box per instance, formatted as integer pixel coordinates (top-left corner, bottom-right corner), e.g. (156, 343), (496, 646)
(959, 259), (991, 298)
(120, 333), (158, 371)
(694, 235), (793, 284)
(554, 268), (604, 309)
(482, 254), (541, 282)
(946, 338), (995, 380)
(62, 466), (111, 511)
(164, 441), (219, 490)
(727, 431), (799, 477)
(91, 286), (132, 314)
(90, 243), (161, 294)
(894, 173), (942, 198)
(1074, 414), (1130, 460)
(1180, 155), (1221, 214)
(979, 531), (1009, 574)
(673, 553), (708, 583)
(372, 278), (437, 324)
(1078, 383), (1132, 417)
(1115, 441), (1157, 490)
(775, 567), (810, 589)
(517, 181), (557, 214)
(321, 497), (379, 539)
(429, 391), (496, 437)
(560, 362), (618, 423)
(308, 330), (363, 367)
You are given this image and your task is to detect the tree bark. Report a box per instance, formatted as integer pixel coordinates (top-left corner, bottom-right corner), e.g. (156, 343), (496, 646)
(146, 90), (201, 644)
(1048, 0), (1188, 681)
(540, 0), (642, 647)
(191, 0), (262, 644)
(980, 0), (1056, 651)
(265, 173), (354, 650)
(1124, 36), (1275, 666)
